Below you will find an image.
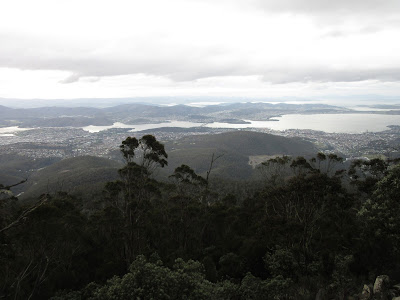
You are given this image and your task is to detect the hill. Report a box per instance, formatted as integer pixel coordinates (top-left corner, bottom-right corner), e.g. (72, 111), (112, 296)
(163, 131), (317, 179)
(0, 154), (60, 194)
(0, 102), (350, 127)
(14, 131), (317, 197)
(20, 156), (122, 201)
(0, 105), (111, 127)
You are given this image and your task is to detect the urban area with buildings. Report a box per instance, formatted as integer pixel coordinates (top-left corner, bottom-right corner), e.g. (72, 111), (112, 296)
(0, 124), (399, 162)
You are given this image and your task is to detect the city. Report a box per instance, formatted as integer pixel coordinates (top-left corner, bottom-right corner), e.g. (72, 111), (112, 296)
(1, 124), (399, 162)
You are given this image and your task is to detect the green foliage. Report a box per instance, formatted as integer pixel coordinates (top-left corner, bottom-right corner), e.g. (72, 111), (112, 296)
(218, 252), (243, 279)
(239, 272), (294, 300)
(120, 136), (139, 162)
(264, 247), (298, 279)
(170, 164), (207, 186)
(52, 255), (298, 300)
(20, 156), (122, 202)
(348, 157), (392, 196)
(120, 135), (168, 171)
(1, 193), (90, 300)
(202, 256), (218, 283)
(71, 256), (217, 300)
(330, 255), (356, 299)
(140, 135), (168, 168)
(356, 165), (400, 274)
(3, 140), (400, 299)
(258, 153), (346, 188)
(259, 155), (292, 185)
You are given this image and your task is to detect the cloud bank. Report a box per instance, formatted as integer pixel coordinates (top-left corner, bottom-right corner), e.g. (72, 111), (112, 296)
(0, 0), (399, 98)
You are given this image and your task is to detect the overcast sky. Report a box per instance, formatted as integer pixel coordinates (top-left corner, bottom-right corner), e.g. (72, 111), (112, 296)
(1, 0), (400, 102)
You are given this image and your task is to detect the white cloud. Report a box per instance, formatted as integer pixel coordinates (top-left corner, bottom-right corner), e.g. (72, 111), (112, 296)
(0, 0), (400, 99)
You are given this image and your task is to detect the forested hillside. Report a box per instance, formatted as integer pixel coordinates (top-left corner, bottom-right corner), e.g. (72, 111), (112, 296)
(20, 156), (123, 201)
(1, 135), (400, 299)
(164, 131), (317, 180)
(0, 154), (60, 193)
(1, 131), (317, 201)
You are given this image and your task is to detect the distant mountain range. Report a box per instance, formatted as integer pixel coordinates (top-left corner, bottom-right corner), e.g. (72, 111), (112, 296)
(0, 102), (352, 128)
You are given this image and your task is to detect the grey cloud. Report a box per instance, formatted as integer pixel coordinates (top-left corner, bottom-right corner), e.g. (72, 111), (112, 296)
(233, 0), (399, 42)
(320, 26), (384, 39)
(238, 0), (400, 30)
(1, 32), (400, 85)
(196, 0), (400, 17)
(60, 75), (101, 84)
(0, 31), (249, 82)
(253, 0), (400, 15)
(320, 30), (348, 39)
(359, 26), (383, 34)
(84, 77), (101, 83)
(261, 68), (400, 84)
(59, 73), (81, 84)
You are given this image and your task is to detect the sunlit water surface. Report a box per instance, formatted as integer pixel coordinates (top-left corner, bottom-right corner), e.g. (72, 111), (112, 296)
(81, 114), (400, 134)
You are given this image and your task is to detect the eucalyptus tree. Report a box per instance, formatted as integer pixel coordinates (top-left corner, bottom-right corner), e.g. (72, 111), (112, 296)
(102, 135), (168, 265)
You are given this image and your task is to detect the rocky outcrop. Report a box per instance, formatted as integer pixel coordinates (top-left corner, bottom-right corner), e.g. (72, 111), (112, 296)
(315, 275), (400, 300)
(354, 275), (400, 300)
(360, 284), (373, 300)
(373, 275), (390, 298)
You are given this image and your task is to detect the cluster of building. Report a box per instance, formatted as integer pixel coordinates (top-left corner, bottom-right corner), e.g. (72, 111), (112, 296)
(0, 125), (399, 160)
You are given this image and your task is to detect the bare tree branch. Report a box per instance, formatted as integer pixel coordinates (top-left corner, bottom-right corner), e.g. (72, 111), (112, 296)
(0, 179), (27, 191)
(206, 153), (224, 184)
(0, 194), (49, 234)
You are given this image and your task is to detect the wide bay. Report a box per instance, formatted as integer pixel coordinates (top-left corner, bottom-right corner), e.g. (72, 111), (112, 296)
(2, 114), (400, 135)
(82, 114), (400, 134)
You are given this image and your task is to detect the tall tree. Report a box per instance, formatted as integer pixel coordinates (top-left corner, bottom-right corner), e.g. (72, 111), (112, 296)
(103, 135), (168, 265)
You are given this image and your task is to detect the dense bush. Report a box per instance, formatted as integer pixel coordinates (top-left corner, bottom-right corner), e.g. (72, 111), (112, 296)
(2, 137), (400, 299)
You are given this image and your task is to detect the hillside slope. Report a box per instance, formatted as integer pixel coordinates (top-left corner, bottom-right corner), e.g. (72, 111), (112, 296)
(163, 131), (317, 179)
(20, 156), (122, 200)
(16, 131), (317, 197)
